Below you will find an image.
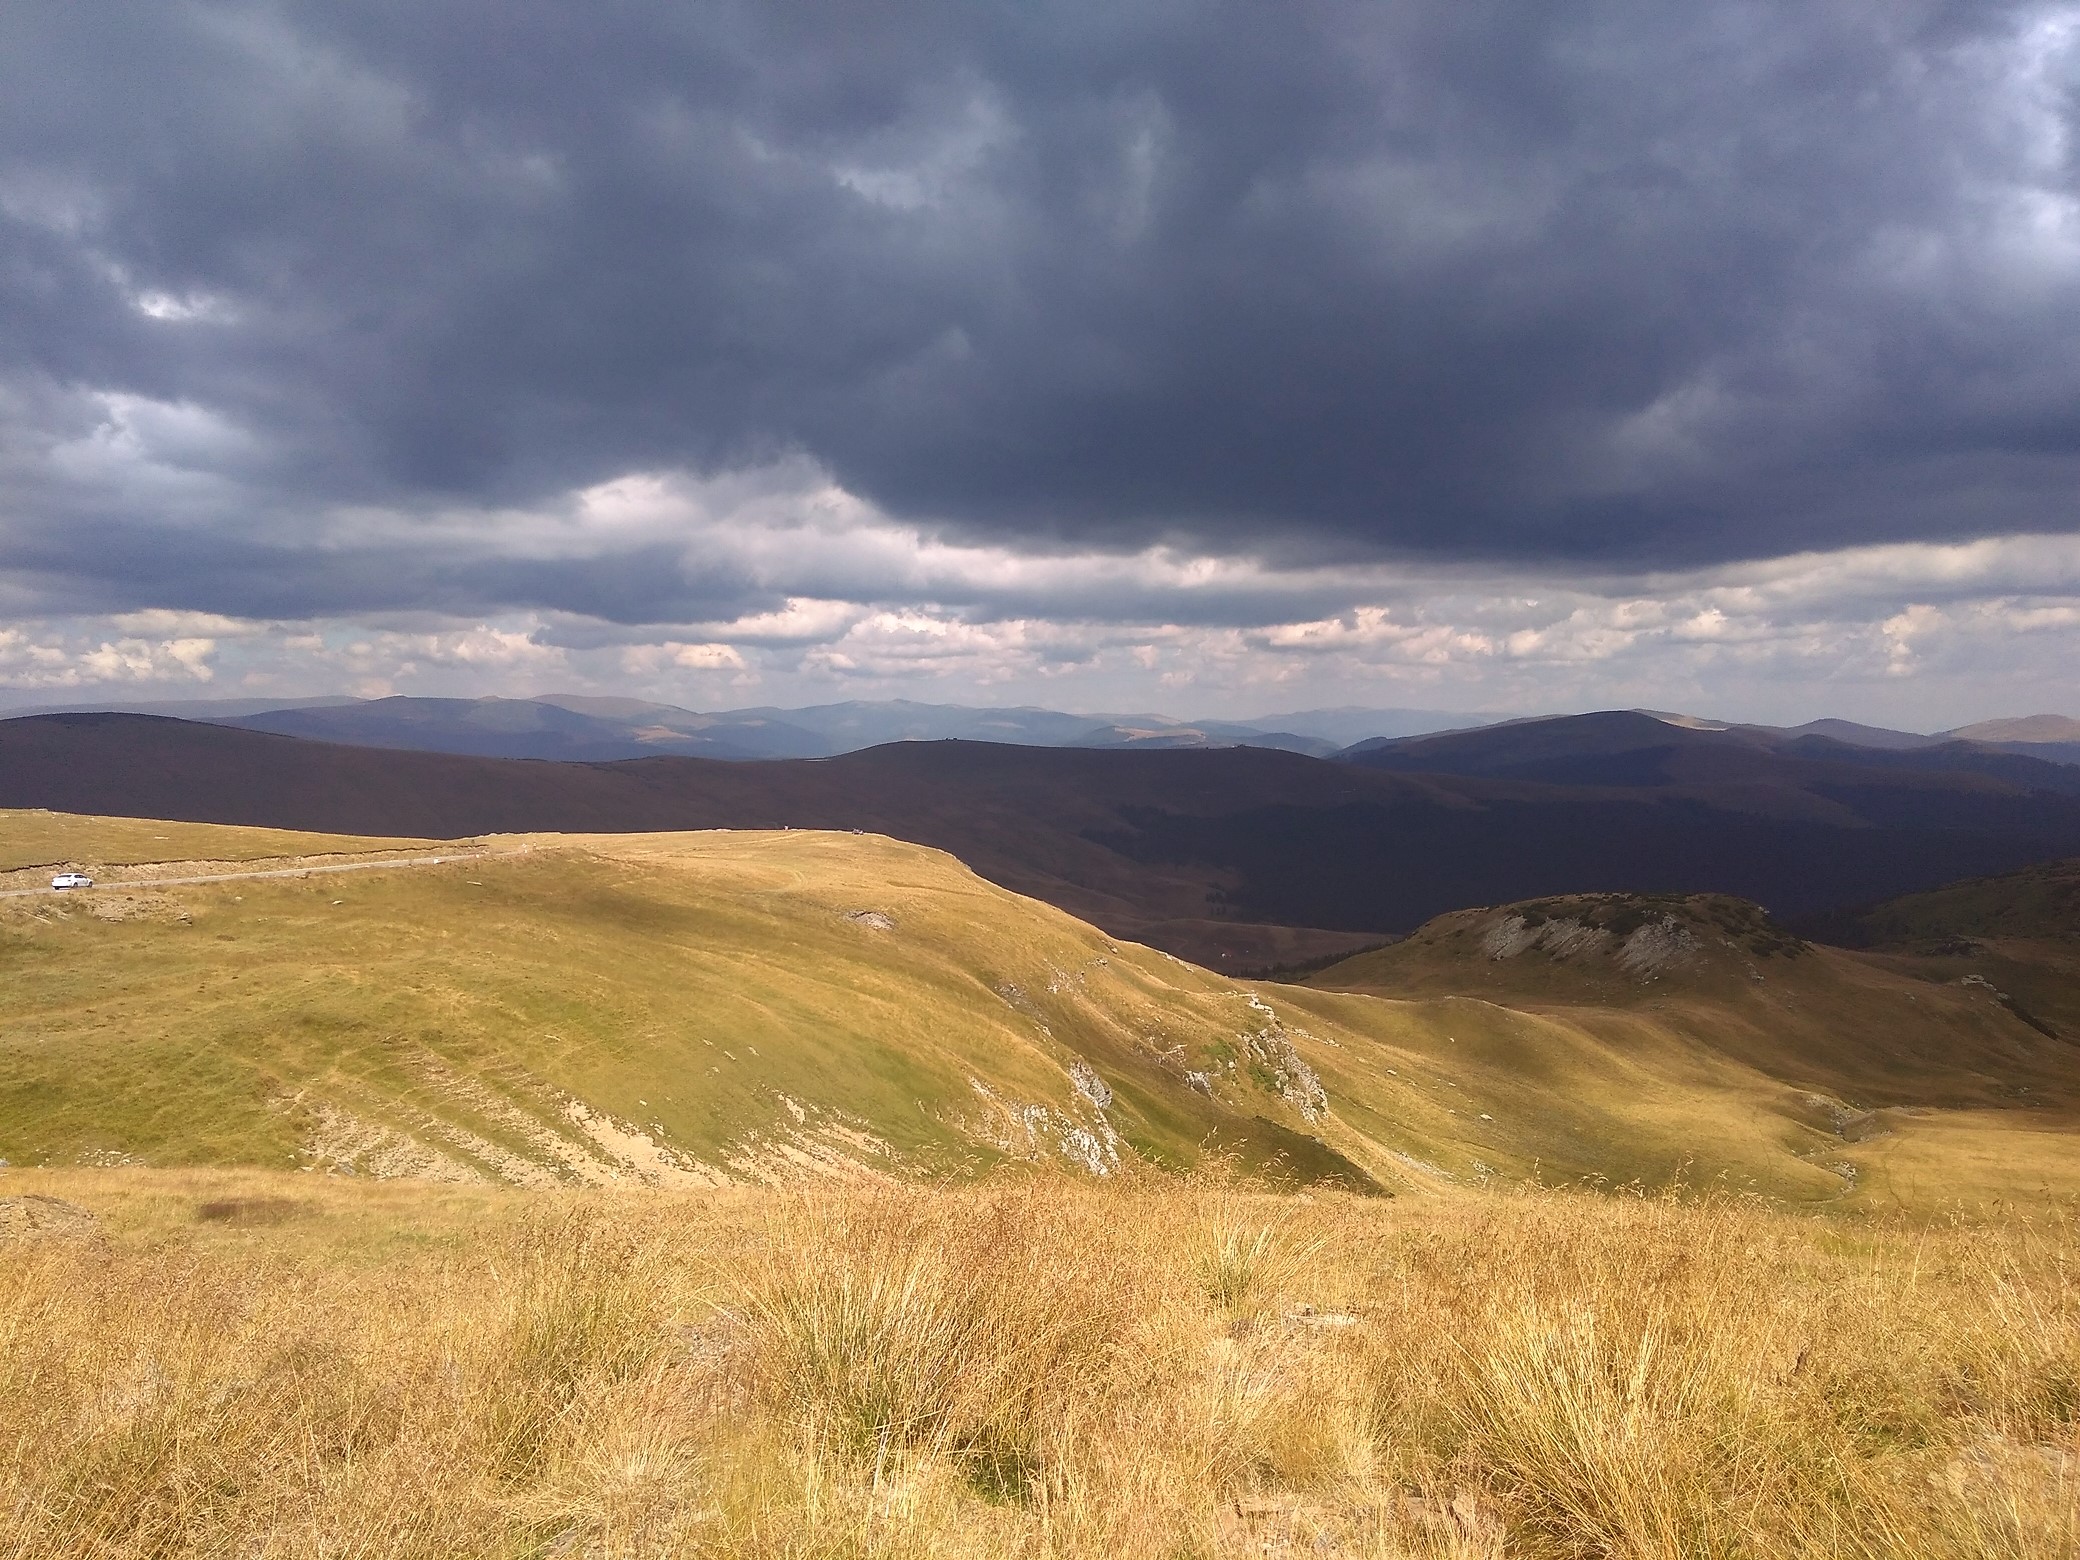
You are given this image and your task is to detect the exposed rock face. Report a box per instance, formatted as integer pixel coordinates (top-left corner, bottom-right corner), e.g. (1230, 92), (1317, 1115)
(1067, 1057), (1113, 1110)
(966, 1077), (1122, 1177)
(1480, 914), (1610, 961)
(1617, 915), (1702, 974)
(1473, 898), (1735, 981)
(1241, 995), (1328, 1123)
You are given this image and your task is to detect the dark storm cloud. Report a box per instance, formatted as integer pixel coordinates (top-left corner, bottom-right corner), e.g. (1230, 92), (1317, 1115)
(0, 503), (772, 625)
(2, 0), (2078, 621)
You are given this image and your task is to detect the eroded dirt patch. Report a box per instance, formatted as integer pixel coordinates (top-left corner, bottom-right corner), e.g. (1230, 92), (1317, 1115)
(0, 1194), (102, 1241)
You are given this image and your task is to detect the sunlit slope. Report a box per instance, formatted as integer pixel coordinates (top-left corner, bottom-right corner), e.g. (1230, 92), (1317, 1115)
(0, 819), (1381, 1188)
(6, 816), (2076, 1206)
(1309, 892), (2080, 1208)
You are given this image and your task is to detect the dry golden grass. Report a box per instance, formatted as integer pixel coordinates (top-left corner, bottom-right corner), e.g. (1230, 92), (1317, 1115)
(1, 1170), (2075, 1559)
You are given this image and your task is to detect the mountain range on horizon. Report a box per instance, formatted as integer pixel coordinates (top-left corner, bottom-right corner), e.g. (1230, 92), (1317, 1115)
(11, 705), (2080, 972)
(3, 691), (2077, 766)
(0, 692), (1479, 762)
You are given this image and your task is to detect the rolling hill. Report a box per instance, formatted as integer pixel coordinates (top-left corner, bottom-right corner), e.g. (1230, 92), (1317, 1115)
(0, 813), (1384, 1190)
(1307, 889), (2080, 1208)
(3, 810), (2076, 1209)
(1794, 854), (2080, 1043)
(1806, 854), (2080, 950)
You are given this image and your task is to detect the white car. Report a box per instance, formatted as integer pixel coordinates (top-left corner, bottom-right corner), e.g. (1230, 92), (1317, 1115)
(50, 873), (93, 890)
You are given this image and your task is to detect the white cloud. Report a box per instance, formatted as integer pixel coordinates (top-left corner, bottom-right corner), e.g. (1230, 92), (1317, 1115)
(0, 630), (218, 689)
(684, 599), (861, 646)
(403, 627), (564, 669)
(127, 286), (239, 324)
(108, 609), (260, 637)
(5, 457), (2080, 727)
(620, 641), (747, 674)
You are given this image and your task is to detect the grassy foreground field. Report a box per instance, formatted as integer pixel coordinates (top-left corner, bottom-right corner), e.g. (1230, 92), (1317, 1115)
(2, 1170), (2075, 1558)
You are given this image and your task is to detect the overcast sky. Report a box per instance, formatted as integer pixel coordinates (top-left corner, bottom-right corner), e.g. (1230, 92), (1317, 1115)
(3, 1), (2078, 726)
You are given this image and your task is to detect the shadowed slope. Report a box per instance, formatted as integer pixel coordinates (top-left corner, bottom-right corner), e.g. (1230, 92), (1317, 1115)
(1798, 855), (2080, 1048)
(1344, 708), (2080, 795)
(1802, 855), (2080, 951)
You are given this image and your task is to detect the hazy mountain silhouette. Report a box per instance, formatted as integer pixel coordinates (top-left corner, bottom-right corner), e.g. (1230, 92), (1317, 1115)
(1343, 709), (2080, 794)
(186, 695), (1460, 761)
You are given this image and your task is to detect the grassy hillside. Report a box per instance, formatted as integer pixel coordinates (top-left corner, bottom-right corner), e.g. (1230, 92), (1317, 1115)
(0, 808), (444, 874)
(0, 817), (1384, 1190)
(1796, 854), (2080, 1059)
(5, 813), (2078, 1210)
(1802, 855), (2080, 949)
(1309, 891), (2080, 1210)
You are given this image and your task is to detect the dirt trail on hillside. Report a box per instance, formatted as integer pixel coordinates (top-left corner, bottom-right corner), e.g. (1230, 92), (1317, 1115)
(0, 848), (489, 898)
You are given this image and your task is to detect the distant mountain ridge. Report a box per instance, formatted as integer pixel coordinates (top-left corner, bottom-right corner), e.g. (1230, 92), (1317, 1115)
(5, 692), (2074, 767)
(1344, 708), (2080, 782)
(3, 694), (1495, 762)
(1949, 715), (2080, 746)
(224, 696), (832, 762)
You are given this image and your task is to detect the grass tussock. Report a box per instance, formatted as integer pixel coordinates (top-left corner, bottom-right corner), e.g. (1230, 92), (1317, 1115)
(1195, 1197), (1322, 1321)
(0, 1173), (2075, 1558)
(735, 1183), (1171, 1482)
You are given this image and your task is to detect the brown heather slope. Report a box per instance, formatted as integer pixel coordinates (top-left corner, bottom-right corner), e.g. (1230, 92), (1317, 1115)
(1309, 891), (2080, 1209)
